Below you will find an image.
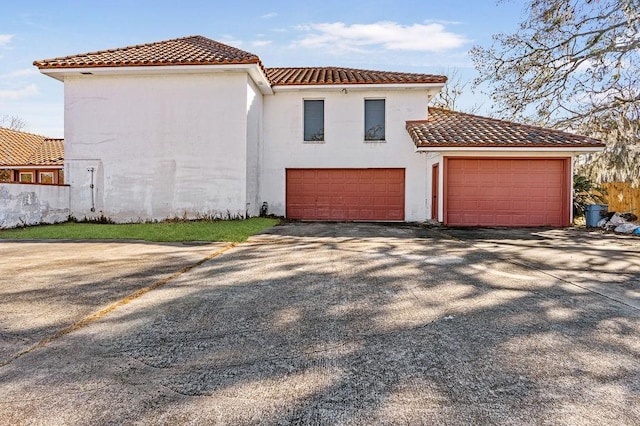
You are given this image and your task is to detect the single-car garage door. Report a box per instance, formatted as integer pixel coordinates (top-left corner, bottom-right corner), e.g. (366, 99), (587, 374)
(286, 168), (405, 221)
(445, 158), (570, 226)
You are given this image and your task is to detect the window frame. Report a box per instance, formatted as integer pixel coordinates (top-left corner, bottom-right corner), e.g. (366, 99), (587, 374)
(39, 171), (55, 184)
(19, 171), (34, 183)
(303, 99), (325, 143)
(364, 98), (386, 142)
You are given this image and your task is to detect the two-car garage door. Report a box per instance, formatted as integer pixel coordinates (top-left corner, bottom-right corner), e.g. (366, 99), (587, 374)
(286, 168), (405, 221)
(445, 158), (570, 227)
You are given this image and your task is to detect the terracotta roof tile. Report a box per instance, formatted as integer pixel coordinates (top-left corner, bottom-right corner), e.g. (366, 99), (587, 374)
(0, 127), (64, 166)
(266, 67), (446, 86)
(406, 108), (604, 148)
(33, 36), (260, 69)
(28, 138), (64, 165)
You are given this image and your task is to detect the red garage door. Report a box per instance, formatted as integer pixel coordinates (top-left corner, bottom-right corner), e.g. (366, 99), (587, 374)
(445, 158), (570, 227)
(286, 168), (405, 221)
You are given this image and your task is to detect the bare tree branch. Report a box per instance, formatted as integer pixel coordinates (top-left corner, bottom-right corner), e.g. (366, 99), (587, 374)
(0, 114), (27, 131)
(471, 0), (640, 184)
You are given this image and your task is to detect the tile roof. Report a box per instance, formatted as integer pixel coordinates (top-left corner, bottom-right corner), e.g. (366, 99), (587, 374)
(33, 35), (445, 88)
(28, 139), (64, 165)
(407, 108), (604, 148)
(0, 127), (64, 166)
(33, 35), (261, 69)
(266, 67), (446, 86)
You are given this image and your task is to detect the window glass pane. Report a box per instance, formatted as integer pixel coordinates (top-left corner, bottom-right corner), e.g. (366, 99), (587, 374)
(19, 172), (33, 183)
(304, 100), (324, 141)
(40, 172), (54, 184)
(365, 99), (385, 140)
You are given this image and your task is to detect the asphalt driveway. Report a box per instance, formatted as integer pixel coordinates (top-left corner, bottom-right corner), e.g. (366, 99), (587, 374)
(0, 223), (639, 425)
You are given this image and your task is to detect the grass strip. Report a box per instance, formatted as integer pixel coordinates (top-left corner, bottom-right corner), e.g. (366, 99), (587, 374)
(0, 218), (279, 242)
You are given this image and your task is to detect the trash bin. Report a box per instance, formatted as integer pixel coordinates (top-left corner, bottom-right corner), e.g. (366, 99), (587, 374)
(585, 204), (608, 227)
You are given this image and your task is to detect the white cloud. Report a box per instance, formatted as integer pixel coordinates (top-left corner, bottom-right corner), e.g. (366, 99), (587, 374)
(0, 84), (39, 101)
(291, 21), (469, 53)
(251, 40), (272, 47)
(424, 19), (463, 25)
(0, 34), (14, 46)
(0, 68), (38, 79)
(261, 12), (277, 19)
(219, 35), (243, 47)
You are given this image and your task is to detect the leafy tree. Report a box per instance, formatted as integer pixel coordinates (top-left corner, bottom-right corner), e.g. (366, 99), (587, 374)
(573, 174), (608, 215)
(471, 0), (640, 184)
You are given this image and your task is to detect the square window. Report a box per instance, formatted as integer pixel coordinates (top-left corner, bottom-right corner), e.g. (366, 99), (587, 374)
(40, 172), (54, 184)
(304, 100), (324, 141)
(19, 172), (33, 183)
(365, 99), (385, 141)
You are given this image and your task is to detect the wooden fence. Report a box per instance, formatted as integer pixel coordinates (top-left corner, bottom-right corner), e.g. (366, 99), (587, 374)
(601, 182), (640, 214)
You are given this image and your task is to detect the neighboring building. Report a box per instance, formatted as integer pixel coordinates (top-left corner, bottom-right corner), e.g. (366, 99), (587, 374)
(33, 36), (604, 226)
(0, 127), (64, 184)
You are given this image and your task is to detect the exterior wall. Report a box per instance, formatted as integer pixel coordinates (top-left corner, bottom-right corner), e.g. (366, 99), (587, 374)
(0, 183), (70, 229)
(261, 89), (431, 221)
(64, 72), (249, 222)
(245, 77), (263, 217)
(424, 153), (443, 221)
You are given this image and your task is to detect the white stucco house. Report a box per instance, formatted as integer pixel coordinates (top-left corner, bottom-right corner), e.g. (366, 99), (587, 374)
(34, 35), (604, 226)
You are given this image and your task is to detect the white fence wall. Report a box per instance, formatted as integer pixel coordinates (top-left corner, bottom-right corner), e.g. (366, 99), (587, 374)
(0, 183), (70, 229)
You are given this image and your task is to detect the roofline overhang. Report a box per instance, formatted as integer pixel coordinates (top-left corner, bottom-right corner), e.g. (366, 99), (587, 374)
(38, 63), (274, 95)
(414, 146), (605, 154)
(0, 164), (63, 169)
(272, 82), (445, 93)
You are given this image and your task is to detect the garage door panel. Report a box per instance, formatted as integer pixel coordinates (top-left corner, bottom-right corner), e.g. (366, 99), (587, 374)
(287, 168), (405, 221)
(446, 159), (567, 227)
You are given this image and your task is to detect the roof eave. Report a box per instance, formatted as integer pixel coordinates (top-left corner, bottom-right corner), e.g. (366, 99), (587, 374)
(0, 164), (63, 168)
(414, 146), (606, 153)
(272, 82), (445, 92)
(38, 63), (274, 94)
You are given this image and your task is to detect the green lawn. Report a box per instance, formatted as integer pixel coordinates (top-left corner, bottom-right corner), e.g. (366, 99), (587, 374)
(0, 218), (279, 242)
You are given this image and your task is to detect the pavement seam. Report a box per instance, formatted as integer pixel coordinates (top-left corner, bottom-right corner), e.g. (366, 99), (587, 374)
(0, 242), (237, 368)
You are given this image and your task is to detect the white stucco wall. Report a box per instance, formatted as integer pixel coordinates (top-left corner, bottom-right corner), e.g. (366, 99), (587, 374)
(261, 89), (433, 221)
(424, 153), (443, 221)
(64, 72), (249, 222)
(0, 183), (70, 229)
(245, 77), (263, 217)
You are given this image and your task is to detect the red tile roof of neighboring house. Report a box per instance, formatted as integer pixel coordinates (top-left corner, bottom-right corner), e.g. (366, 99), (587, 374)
(265, 67), (446, 86)
(406, 108), (604, 148)
(33, 35), (261, 69)
(0, 127), (64, 166)
(28, 139), (64, 165)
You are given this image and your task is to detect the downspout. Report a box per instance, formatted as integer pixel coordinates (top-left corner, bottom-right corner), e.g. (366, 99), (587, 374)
(87, 167), (95, 212)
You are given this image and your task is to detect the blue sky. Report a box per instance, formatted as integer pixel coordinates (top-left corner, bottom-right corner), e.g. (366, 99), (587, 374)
(0, 0), (525, 138)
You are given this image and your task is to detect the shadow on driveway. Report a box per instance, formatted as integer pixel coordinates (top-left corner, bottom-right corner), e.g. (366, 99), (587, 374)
(0, 223), (638, 424)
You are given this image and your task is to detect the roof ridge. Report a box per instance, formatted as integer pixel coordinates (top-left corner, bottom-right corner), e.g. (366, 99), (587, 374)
(0, 126), (49, 139)
(38, 35), (216, 62)
(34, 35), (260, 69)
(266, 65), (444, 75)
(405, 108), (603, 148)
